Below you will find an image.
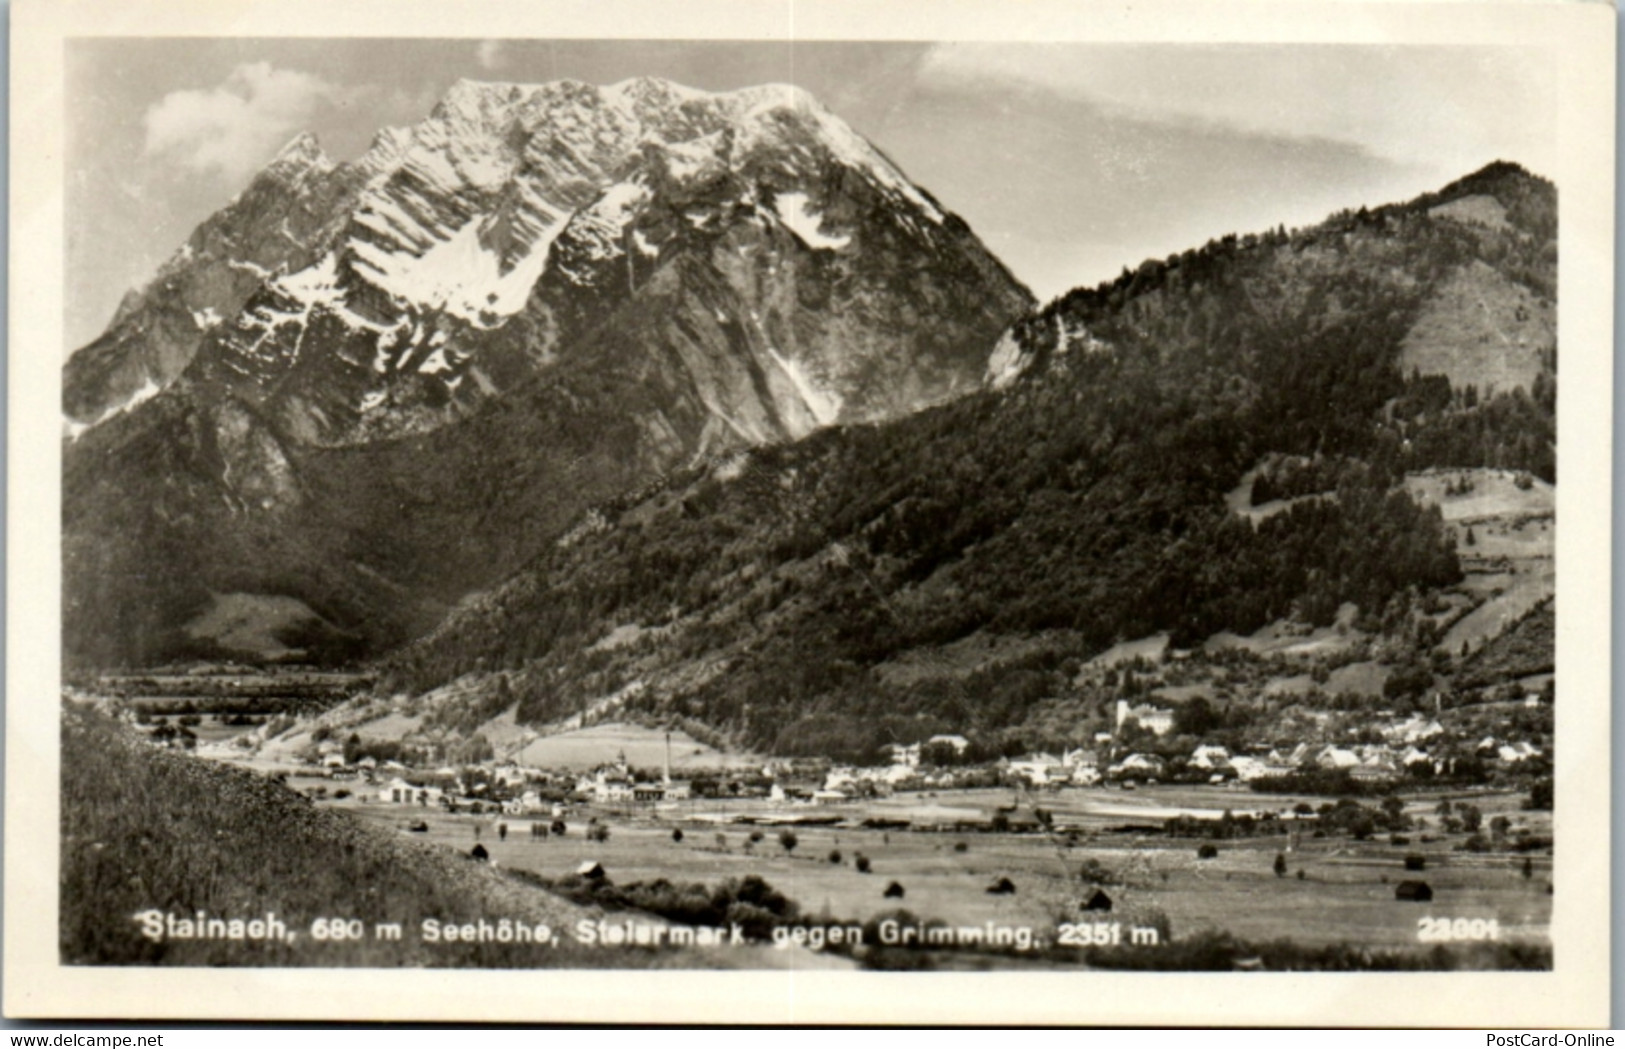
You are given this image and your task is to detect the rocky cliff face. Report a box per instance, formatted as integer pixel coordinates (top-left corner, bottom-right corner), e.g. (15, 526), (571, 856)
(63, 77), (1034, 667)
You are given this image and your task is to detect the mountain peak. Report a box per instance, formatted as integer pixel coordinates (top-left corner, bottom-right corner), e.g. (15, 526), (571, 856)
(1435, 159), (1550, 202)
(268, 131), (332, 172)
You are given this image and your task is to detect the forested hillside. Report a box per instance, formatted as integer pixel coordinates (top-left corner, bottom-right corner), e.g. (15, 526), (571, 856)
(378, 162), (1556, 760)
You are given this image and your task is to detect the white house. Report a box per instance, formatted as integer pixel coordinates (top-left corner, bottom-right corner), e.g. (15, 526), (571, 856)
(1497, 742), (1541, 764)
(824, 767), (859, 792)
(1116, 700), (1174, 736)
(1317, 746), (1360, 770)
(1388, 715), (1445, 744)
(1110, 753), (1166, 778)
(1228, 756), (1269, 782)
(1069, 765), (1102, 787)
(1006, 760), (1053, 787)
(883, 742), (922, 768)
(382, 777), (444, 806)
(595, 779), (635, 803)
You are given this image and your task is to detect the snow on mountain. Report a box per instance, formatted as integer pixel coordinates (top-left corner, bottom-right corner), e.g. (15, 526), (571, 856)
(772, 191), (850, 251)
(63, 76), (1035, 668)
(69, 76), (975, 441)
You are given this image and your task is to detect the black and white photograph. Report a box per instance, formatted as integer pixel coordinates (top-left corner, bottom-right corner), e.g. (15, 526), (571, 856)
(8, 0), (1614, 1026)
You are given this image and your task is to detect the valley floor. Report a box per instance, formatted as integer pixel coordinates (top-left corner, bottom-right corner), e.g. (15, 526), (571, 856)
(268, 762), (1554, 968)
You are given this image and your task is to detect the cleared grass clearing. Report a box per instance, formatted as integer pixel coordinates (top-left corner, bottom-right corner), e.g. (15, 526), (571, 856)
(1078, 634), (1171, 675)
(1441, 564), (1553, 655)
(1324, 661), (1391, 697)
(1397, 261), (1553, 395)
(1416, 467), (1553, 517)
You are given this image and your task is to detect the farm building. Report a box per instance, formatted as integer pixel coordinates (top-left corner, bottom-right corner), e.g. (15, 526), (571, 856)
(1395, 880), (1434, 902)
(382, 777), (444, 806)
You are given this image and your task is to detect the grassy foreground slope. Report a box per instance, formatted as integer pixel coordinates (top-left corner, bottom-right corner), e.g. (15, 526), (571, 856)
(60, 705), (706, 967)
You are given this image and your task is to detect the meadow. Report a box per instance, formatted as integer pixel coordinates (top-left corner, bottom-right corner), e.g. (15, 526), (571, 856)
(336, 782), (1552, 960)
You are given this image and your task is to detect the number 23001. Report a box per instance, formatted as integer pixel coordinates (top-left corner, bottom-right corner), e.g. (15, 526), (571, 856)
(1416, 916), (1500, 942)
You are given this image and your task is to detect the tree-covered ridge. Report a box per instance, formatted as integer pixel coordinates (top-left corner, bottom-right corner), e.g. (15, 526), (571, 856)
(381, 163), (1554, 760)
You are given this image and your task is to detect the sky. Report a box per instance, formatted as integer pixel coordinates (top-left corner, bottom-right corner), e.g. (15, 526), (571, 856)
(65, 38), (1556, 350)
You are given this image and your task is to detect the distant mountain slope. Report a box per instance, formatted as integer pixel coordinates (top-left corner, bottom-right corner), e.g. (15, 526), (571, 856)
(378, 163), (1555, 759)
(64, 78), (1032, 668)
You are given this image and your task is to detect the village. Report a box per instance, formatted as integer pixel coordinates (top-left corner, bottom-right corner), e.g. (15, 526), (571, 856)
(155, 688), (1549, 829)
(61, 662), (1554, 965)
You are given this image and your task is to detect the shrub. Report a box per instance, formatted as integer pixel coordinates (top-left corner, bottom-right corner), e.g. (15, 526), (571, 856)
(1079, 858), (1119, 885)
(778, 830), (799, 854)
(1404, 854), (1426, 871)
(855, 854), (872, 874)
(828, 850), (843, 864)
(671, 828), (684, 843)
(1526, 779), (1553, 810)
(1197, 843), (1219, 860)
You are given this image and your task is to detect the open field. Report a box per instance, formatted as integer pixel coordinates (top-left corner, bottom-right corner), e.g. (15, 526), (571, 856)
(508, 722), (760, 771)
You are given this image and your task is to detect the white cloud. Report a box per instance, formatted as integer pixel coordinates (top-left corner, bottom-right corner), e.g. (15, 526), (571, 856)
(143, 62), (344, 180)
(476, 40), (507, 71)
(918, 44), (1556, 179)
